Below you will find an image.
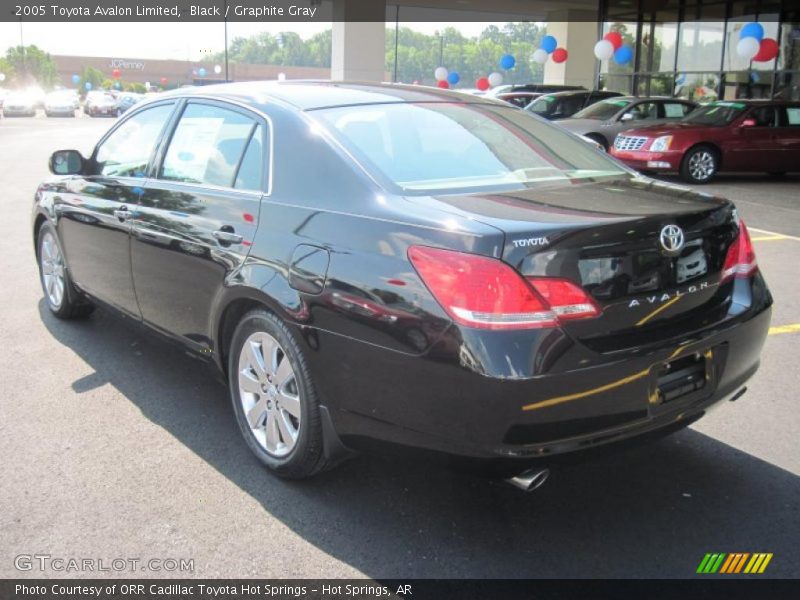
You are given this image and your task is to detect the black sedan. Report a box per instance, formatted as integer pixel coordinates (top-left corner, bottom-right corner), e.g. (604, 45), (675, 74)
(33, 82), (771, 485)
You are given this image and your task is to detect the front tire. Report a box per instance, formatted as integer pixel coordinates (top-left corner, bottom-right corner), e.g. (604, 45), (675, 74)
(228, 309), (327, 478)
(37, 222), (94, 319)
(680, 145), (718, 184)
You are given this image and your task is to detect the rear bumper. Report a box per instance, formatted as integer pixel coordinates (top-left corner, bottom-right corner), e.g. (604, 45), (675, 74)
(303, 279), (771, 462)
(611, 149), (684, 172)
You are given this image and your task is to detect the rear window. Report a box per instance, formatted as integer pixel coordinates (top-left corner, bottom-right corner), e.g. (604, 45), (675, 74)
(314, 102), (628, 194)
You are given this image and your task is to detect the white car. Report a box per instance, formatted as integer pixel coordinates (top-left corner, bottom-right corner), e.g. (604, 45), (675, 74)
(3, 92), (36, 117)
(45, 91), (78, 117)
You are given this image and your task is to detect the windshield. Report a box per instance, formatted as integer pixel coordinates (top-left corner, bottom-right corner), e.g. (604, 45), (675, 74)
(572, 98), (631, 120)
(314, 102), (628, 194)
(681, 102), (746, 126)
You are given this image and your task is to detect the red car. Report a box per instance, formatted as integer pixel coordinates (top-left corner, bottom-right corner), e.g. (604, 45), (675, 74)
(610, 100), (800, 183)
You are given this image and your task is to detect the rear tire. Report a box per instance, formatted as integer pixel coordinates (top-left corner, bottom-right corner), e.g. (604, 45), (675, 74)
(680, 145), (718, 184)
(37, 222), (94, 319)
(228, 309), (329, 479)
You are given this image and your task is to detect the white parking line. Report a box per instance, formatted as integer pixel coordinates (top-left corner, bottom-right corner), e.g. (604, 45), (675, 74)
(748, 227), (800, 242)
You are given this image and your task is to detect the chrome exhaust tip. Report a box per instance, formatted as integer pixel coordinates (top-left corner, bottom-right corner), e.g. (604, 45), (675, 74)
(506, 468), (550, 492)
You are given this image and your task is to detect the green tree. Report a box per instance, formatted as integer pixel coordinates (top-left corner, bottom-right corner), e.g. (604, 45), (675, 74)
(79, 67), (105, 96)
(4, 45), (57, 88)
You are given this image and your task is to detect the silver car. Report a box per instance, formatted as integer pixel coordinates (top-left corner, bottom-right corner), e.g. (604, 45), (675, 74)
(558, 96), (696, 151)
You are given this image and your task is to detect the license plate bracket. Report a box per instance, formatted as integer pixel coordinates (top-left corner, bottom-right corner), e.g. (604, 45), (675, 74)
(655, 352), (707, 405)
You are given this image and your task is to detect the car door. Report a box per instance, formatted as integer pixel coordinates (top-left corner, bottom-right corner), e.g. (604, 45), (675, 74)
(735, 105), (780, 171)
(55, 102), (176, 318)
(610, 100), (660, 139)
(131, 100), (267, 351)
(773, 105), (800, 171)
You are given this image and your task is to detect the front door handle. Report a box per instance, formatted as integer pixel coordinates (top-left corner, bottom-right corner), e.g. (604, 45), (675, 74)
(114, 206), (132, 221)
(213, 229), (243, 245)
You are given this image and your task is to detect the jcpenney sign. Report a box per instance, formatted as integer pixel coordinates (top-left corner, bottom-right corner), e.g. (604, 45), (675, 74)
(110, 59), (145, 71)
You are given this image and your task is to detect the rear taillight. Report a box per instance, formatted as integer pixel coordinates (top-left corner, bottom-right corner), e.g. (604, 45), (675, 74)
(721, 220), (758, 282)
(408, 246), (600, 330)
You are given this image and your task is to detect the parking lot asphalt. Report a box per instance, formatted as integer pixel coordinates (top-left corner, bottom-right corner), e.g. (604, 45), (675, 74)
(1, 115), (798, 579)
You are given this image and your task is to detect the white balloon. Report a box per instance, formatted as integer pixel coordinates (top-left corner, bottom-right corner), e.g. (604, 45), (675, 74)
(532, 49), (549, 64)
(736, 36), (760, 60)
(214, 64), (222, 74)
(434, 66), (449, 82)
(593, 39), (615, 61)
(488, 72), (503, 87)
(277, 72), (286, 81)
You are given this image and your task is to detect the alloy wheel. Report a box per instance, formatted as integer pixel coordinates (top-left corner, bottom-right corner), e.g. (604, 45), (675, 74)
(237, 332), (301, 457)
(40, 231), (66, 309)
(688, 150), (716, 181)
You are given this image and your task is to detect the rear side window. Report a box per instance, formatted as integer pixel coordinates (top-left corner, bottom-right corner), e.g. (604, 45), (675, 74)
(161, 103), (259, 188)
(95, 103), (174, 177)
(234, 127), (266, 191)
(784, 107), (800, 126)
(663, 102), (691, 118)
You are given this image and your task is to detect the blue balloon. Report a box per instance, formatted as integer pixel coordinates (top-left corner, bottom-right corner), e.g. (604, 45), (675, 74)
(447, 71), (460, 85)
(71, 74), (80, 85)
(198, 67), (207, 78)
(740, 22), (764, 41)
(540, 35), (557, 54)
(84, 81), (92, 91)
(499, 54), (516, 70)
(614, 45), (633, 65)
(675, 73), (686, 85)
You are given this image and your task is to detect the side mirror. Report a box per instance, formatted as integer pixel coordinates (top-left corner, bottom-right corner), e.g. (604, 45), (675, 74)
(620, 112), (634, 122)
(49, 150), (85, 175)
(740, 118), (756, 128)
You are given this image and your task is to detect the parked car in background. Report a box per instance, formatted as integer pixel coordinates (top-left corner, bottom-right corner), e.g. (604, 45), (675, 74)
(3, 92), (37, 117)
(496, 91), (543, 108)
(559, 96), (697, 151)
(34, 82), (771, 484)
(526, 90), (623, 121)
(84, 91), (120, 117)
(487, 83), (585, 97)
(611, 100), (800, 183)
(44, 90), (78, 117)
(115, 92), (144, 114)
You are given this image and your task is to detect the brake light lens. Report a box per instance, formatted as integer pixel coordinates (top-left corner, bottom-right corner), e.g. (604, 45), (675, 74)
(721, 220), (758, 282)
(408, 246), (600, 330)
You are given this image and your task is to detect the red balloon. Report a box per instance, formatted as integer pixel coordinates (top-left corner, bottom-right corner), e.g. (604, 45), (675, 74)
(476, 77), (490, 91)
(753, 38), (779, 62)
(160, 77), (168, 85)
(437, 80), (450, 89)
(604, 32), (623, 50)
(111, 69), (121, 79)
(552, 48), (569, 63)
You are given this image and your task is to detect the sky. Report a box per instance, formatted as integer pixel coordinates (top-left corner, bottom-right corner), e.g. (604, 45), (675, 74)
(0, 21), (506, 62)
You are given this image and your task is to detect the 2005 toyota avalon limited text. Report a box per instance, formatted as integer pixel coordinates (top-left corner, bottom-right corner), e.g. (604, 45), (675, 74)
(33, 82), (771, 488)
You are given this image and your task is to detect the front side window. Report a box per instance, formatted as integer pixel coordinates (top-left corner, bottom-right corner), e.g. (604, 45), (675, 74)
(785, 107), (800, 126)
(749, 106), (778, 128)
(315, 102), (628, 194)
(95, 103), (175, 177)
(622, 102), (658, 121)
(161, 103), (259, 188)
(682, 102), (747, 126)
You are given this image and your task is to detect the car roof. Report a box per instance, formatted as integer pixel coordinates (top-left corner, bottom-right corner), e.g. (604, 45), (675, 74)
(158, 80), (501, 111)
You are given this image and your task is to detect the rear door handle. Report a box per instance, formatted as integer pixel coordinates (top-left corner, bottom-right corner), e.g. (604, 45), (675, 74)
(213, 229), (243, 245)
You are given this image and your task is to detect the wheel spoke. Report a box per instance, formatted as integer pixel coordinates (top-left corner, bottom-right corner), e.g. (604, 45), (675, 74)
(246, 396), (268, 429)
(273, 356), (293, 388)
(263, 335), (280, 376)
(265, 411), (279, 450)
(245, 340), (266, 377)
(276, 410), (297, 445)
(239, 370), (261, 395)
(278, 389), (301, 419)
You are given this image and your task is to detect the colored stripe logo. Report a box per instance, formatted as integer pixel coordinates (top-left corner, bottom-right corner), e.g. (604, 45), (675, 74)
(697, 553), (773, 574)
